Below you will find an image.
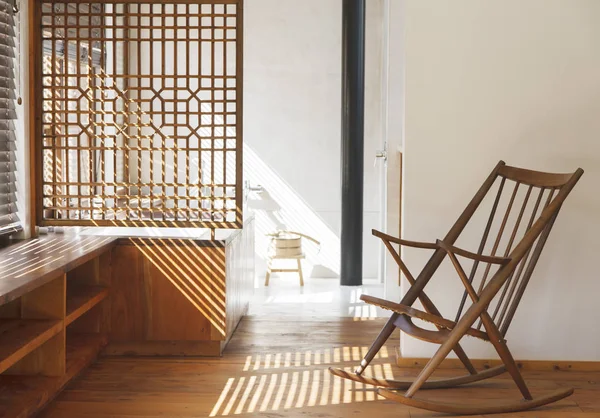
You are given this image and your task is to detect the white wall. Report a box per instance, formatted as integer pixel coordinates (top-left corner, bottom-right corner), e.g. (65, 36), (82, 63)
(401, 0), (600, 360)
(383, 0), (404, 301)
(244, 0), (386, 280)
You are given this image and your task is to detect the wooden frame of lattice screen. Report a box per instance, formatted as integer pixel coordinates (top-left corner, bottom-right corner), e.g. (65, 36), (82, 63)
(30, 0), (243, 229)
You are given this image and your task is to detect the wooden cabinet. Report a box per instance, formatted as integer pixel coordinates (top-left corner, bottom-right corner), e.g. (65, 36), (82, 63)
(108, 219), (254, 356)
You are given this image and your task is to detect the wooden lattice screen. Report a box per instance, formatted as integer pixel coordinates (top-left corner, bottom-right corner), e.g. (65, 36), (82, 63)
(34, 0), (243, 228)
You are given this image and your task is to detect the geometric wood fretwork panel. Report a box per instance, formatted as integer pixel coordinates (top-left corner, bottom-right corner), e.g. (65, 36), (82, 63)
(36, 0), (243, 228)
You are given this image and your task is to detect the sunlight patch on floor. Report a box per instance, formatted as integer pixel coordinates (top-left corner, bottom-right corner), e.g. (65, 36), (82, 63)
(209, 363), (396, 416)
(241, 346), (391, 372)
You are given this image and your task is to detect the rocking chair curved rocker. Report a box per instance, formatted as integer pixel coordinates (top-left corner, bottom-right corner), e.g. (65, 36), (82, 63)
(329, 161), (583, 415)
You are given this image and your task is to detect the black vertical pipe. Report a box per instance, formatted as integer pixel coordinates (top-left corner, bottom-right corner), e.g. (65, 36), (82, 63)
(341, 0), (365, 286)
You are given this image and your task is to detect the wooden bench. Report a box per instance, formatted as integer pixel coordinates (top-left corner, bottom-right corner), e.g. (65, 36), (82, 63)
(0, 235), (116, 417)
(0, 219), (255, 416)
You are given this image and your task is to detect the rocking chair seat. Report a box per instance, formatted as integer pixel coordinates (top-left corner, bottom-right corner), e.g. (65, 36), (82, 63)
(361, 295), (489, 341)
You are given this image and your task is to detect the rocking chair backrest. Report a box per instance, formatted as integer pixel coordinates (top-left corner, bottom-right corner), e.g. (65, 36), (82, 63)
(443, 161), (583, 337)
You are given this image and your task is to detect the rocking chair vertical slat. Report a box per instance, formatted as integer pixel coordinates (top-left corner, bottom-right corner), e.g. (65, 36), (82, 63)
(477, 181), (521, 295)
(473, 181), (521, 330)
(499, 209), (560, 336)
(478, 185), (531, 329)
(492, 186), (546, 324)
(504, 185), (533, 254)
(495, 188), (556, 332)
(545, 187), (557, 208)
(455, 177), (506, 323)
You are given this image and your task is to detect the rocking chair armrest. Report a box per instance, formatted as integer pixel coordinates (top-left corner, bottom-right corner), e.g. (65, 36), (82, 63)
(372, 229), (438, 250)
(436, 239), (511, 265)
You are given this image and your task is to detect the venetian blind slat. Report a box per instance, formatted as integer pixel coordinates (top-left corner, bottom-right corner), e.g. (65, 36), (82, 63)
(0, 0), (18, 236)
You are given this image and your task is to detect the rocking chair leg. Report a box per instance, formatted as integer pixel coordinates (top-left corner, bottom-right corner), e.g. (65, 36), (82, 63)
(404, 312), (534, 400)
(404, 305), (490, 398)
(483, 317), (533, 400)
(355, 313), (398, 375)
(405, 337), (458, 398)
(488, 336), (532, 400)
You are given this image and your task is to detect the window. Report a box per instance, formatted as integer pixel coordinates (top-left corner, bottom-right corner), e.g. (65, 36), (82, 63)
(0, 0), (19, 236)
(37, 1), (243, 229)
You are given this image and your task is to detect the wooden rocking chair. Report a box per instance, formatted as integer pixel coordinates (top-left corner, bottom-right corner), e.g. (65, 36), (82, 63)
(329, 161), (584, 415)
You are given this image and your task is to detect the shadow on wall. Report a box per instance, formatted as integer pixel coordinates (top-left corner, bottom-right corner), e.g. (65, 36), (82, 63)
(244, 144), (340, 279)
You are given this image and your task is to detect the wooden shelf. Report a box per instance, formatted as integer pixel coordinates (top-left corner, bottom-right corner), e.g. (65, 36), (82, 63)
(0, 319), (63, 374)
(66, 286), (109, 326)
(0, 332), (107, 417)
(0, 235), (113, 417)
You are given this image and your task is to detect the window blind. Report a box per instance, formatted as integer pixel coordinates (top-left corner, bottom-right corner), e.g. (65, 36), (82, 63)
(0, 0), (18, 236)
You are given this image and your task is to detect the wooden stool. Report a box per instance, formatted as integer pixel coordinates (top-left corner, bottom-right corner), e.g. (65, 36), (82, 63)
(264, 254), (305, 286)
(264, 230), (319, 287)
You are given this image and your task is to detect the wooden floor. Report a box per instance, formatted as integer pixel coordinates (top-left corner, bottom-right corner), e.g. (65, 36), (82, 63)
(41, 317), (600, 418)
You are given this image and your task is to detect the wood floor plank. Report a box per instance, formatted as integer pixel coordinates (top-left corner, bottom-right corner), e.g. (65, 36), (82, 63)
(40, 317), (600, 418)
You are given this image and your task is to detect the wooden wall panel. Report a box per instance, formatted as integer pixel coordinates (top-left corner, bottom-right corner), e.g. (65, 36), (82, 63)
(224, 218), (254, 347)
(143, 259), (213, 341)
(109, 239), (229, 355)
(110, 245), (145, 341)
